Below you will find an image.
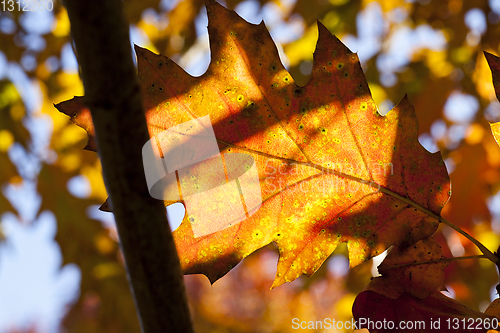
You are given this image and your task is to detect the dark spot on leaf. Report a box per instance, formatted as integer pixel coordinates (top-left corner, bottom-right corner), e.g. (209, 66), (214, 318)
(294, 88), (304, 97)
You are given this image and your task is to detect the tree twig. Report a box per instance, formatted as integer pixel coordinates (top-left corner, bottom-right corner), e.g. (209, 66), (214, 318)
(62, 1), (194, 331)
(377, 186), (499, 264)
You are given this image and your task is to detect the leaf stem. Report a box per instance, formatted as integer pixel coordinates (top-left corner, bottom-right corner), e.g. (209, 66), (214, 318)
(439, 217), (498, 261)
(379, 255), (488, 271)
(376, 186), (499, 264)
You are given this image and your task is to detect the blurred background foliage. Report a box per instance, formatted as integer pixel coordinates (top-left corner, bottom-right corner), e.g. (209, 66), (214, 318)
(1, 0), (500, 332)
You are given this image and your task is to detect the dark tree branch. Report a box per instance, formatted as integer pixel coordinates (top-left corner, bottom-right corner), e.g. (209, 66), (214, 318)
(62, 1), (194, 332)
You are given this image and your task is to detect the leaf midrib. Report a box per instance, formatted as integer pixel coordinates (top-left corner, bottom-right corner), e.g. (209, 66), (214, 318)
(216, 138), (442, 222)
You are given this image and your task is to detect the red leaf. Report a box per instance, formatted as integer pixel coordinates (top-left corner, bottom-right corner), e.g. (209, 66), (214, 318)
(367, 237), (450, 300)
(353, 290), (497, 332)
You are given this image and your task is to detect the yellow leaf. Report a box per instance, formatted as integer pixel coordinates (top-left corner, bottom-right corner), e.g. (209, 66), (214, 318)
(491, 122), (500, 148)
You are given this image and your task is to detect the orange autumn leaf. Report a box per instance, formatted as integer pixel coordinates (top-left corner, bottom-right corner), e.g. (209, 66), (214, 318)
(366, 236), (449, 300)
(485, 299), (500, 319)
(353, 290), (496, 333)
(55, 0), (450, 287)
(491, 122), (500, 148)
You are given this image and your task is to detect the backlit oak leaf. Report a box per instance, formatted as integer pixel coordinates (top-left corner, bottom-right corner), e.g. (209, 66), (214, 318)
(56, 0), (450, 287)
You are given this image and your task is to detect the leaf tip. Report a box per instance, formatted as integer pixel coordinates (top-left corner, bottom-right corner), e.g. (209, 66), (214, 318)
(316, 20), (328, 34)
(133, 44), (148, 57)
(484, 51), (500, 73)
(99, 198), (112, 212)
(484, 50), (496, 62)
(401, 93), (410, 103)
(270, 278), (284, 289)
(206, 0), (224, 15)
(83, 141), (94, 151)
(316, 20), (335, 45)
(314, 21), (356, 59)
(54, 96), (85, 117)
